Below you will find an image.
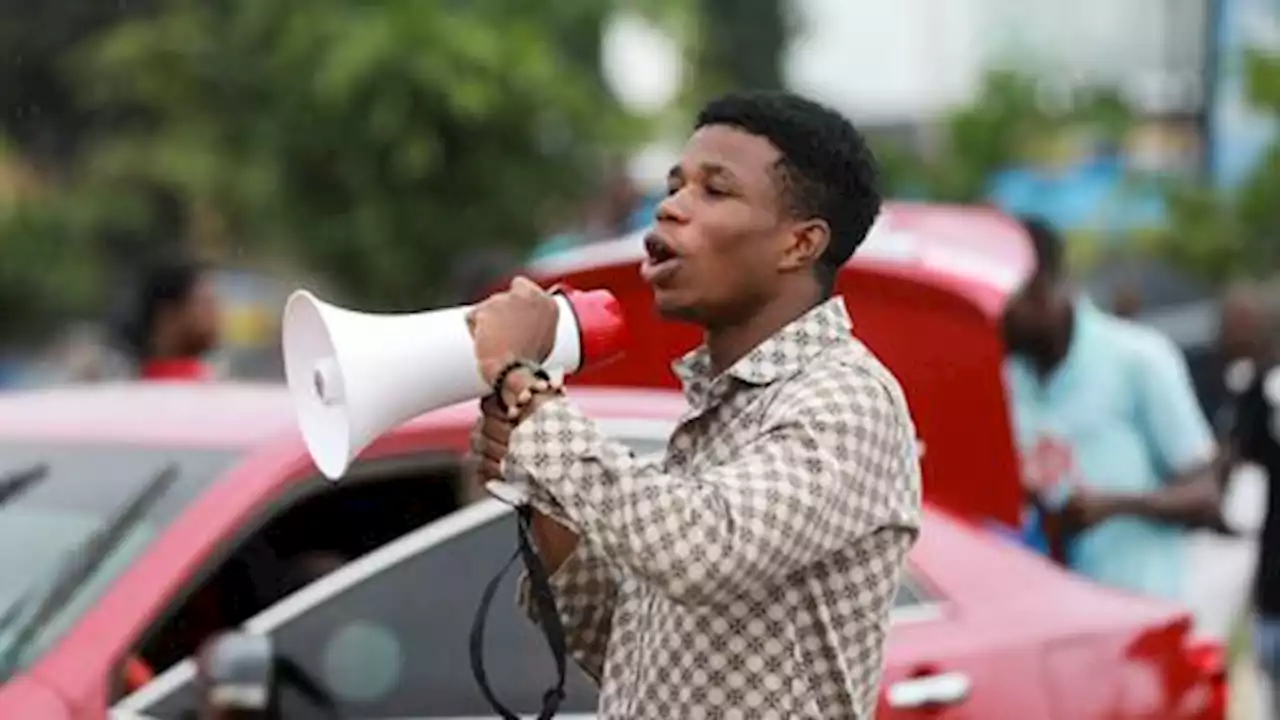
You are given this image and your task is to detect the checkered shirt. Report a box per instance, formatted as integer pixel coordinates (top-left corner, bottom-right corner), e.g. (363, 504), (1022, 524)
(506, 297), (922, 719)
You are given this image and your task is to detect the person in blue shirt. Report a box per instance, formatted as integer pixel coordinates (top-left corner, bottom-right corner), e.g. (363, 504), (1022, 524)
(1001, 216), (1222, 602)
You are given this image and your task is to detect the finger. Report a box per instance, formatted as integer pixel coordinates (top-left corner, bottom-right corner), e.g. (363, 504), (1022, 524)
(464, 309), (478, 335)
(478, 456), (504, 481)
(480, 394), (505, 418)
(481, 420), (512, 447)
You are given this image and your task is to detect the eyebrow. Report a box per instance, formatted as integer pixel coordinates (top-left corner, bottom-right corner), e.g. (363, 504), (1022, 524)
(666, 161), (737, 184)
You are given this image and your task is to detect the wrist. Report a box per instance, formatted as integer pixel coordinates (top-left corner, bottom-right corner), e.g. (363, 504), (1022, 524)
(499, 367), (543, 409)
(494, 362), (563, 421)
(1103, 493), (1142, 519)
(480, 352), (519, 387)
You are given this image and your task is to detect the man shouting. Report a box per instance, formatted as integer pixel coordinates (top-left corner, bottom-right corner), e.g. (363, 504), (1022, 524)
(468, 90), (922, 719)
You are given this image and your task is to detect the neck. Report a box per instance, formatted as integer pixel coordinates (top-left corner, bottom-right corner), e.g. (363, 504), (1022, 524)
(1031, 306), (1075, 377)
(705, 291), (826, 375)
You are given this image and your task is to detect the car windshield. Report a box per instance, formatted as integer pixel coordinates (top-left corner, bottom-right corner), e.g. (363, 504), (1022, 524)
(0, 441), (238, 678)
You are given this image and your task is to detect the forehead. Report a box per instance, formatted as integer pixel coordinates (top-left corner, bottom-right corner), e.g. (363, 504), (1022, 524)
(681, 125), (782, 176)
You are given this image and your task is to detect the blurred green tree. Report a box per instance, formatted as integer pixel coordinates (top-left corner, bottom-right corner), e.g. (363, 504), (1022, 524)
(0, 0), (158, 169)
(0, 170), (149, 343)
(1154, 51), (1280, 285)
(870, 70), (1135, 204)
(66, 0), (642, 309)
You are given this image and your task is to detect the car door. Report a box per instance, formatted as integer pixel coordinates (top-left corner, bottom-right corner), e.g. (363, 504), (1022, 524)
(115, 421), (674, 720)
(876, 572), (1054, 719)
(116, 500), (601, 719)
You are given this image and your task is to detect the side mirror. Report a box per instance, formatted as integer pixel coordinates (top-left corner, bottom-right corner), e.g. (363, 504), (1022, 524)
(194, 629), (343, 720)
(195, 630), (276, 720)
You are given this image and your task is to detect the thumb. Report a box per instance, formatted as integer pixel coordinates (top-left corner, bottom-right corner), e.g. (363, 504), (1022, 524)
(464, 309), (478, 338)
(510, 276), (542, 293)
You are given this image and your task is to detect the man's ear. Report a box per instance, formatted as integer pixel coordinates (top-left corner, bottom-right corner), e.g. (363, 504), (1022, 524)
(778, 220), (831, 272)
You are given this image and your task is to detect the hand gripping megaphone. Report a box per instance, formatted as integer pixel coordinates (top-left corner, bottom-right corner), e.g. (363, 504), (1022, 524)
(282, 285), (627, 480)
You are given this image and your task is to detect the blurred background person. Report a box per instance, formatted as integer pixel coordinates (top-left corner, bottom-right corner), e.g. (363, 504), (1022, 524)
(1003, 216), (1221, 603)
(32, 322), (132, 384)
(1216, 282), (1280, 716)
(1180, 280), (1272, 655)
(1218, 282), (1268, 424)
(118, 255), (223, 382)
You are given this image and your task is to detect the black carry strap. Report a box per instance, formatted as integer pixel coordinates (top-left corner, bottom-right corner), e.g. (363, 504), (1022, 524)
(470, 504), (568, 719)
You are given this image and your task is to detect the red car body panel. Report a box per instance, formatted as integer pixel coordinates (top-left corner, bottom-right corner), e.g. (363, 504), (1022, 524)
(0, 385), (688, 718)
(519, 201), (1034, 529)
(0, 383), (1220, 720)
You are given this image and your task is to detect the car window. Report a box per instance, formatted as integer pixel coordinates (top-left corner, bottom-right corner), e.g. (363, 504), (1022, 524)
(0, 443), (237, 680)
(894, 576), (923, 608)
(136, 507), (599, 719)
(126, 433), (670, 717)
(621, 437), (667, 458)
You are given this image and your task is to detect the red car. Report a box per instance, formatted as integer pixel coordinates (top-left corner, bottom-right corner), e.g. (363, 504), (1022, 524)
(0, 383), (1223, 720)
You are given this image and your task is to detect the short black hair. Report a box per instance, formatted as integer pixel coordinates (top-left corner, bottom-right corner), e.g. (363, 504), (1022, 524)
(119, 252), (210, 360)
(1017, 215), (1065, 280)
(695, 90), (882, 293)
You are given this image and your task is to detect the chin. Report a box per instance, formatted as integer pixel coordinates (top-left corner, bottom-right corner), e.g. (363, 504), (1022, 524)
(652, 291), (700, 324)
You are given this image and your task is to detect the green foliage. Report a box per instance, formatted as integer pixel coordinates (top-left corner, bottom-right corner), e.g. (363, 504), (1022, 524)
(0, 0), (158, 166)
(65, 0), (641, 309)
(928, 71), (1054, 202)
(1246, 50), (1280, 113)
(1155, 150), (1280, 285)
(0, 180), (152, 342)
(872, 70), (1135, 204)
(1152, 50), (1280, 285)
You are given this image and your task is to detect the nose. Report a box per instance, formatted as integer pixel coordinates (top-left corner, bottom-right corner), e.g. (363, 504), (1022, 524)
(655, 189), (690, 226)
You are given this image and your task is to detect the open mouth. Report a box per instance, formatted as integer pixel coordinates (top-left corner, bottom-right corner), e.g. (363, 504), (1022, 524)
(644, 233), (677, 264)
(641, 233), (681, 286)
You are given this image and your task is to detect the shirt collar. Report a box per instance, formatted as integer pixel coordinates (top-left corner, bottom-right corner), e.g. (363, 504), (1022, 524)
(1006, 294), (1103, 384)
(673, 297), (853, 404)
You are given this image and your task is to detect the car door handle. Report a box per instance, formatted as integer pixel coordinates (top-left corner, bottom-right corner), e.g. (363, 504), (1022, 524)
(886, 671), (972, 709)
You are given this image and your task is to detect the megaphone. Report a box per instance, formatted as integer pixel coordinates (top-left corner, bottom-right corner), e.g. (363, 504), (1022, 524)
(282, 286), (627, 480)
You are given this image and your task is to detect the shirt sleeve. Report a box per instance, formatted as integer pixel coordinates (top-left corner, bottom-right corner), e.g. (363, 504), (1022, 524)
(516, 538), (618, 684)
(505, 376), (918, 607)
(1135, 335), (1217, 478)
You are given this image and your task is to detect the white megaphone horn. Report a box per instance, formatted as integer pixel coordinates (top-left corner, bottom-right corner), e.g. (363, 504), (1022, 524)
(282, 285), (628, 481)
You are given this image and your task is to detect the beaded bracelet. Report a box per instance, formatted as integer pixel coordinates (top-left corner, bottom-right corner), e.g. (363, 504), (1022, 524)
(491, 358), (564, 419)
